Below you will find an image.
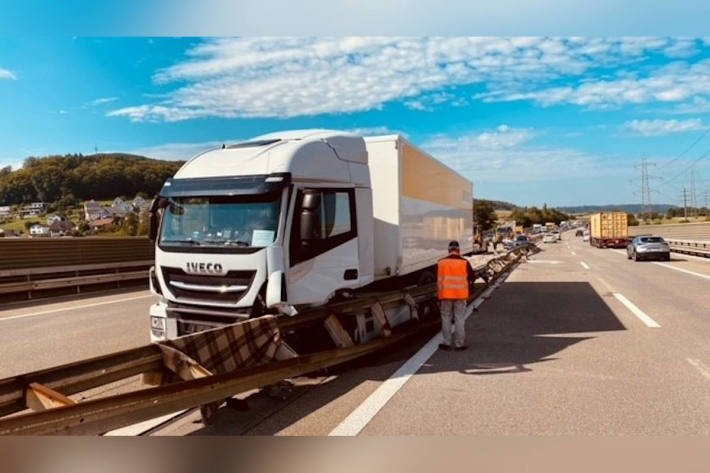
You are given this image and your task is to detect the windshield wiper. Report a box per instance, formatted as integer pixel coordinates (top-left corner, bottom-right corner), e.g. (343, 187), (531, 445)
(222, 239), (250, 247)
(162, 239), (201, 246)
(201, 239), (251, 247)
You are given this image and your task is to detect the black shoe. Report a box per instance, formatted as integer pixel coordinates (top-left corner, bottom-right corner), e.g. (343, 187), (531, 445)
(438, 343), (452, 351)
(454, 345), (468, 351)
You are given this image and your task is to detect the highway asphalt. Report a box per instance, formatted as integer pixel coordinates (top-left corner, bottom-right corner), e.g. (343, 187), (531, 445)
(2, 236), (709, 434)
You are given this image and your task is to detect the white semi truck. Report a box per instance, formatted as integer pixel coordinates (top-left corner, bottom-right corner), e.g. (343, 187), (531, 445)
(148, 130), (473, 341)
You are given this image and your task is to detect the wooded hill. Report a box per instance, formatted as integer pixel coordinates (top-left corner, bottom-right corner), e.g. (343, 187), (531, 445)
(0, 154), (184, 205)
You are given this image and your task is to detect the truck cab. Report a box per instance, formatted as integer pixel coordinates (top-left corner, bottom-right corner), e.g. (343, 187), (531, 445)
(148, 130), (373, 340)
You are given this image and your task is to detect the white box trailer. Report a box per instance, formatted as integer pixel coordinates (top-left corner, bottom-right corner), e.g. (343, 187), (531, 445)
(148, 130), (473, 340)
(365, 135), (473, 279)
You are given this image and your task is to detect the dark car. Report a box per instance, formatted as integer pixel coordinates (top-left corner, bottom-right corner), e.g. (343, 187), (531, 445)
(627, 235), (670, 261)
(575, 229), (583, 237)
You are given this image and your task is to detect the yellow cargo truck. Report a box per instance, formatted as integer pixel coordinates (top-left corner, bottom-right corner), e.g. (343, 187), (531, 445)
(589, 212), (628, 248)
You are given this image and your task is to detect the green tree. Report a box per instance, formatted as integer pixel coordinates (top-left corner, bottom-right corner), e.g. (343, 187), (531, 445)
(121, 212), (139, 236)
(473, 200), (497, 232)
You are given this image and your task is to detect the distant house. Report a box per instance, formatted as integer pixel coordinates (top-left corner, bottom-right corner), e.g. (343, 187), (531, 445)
(84, 200), (109, 221)
(114, 197), (134, 212)
(47, 214), (65, 225)
(49, 220), (75, 237)
(29, 223), (50, 237)
(133, 196), (150, 213)
(0, 206), (11, 219)
(0, 228), (19, 238)
(21, 202), (49, 218)
(89, 217), (119, 231)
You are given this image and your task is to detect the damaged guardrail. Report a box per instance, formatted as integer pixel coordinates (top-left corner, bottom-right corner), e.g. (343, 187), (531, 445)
(0, 246), (535, 435)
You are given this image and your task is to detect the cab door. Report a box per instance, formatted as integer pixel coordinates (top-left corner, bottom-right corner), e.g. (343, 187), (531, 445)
(286, 187), (360, 305)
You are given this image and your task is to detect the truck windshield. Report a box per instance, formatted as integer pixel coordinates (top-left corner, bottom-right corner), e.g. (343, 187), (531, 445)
(160, 194), (281, 249)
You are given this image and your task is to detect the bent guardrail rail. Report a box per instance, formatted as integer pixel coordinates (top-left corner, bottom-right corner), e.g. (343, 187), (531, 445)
(0, 247), (529, 435)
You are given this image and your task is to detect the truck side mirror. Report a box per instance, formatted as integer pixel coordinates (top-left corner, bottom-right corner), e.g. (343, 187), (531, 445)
(148, 197), (167, 242)
(302, 190), (321, 210)
(299, 209), (318, 244)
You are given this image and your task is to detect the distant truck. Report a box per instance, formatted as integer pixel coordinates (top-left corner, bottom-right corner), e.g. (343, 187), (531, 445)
(589, 212), (628, 248)
(545, 222), (555, 231)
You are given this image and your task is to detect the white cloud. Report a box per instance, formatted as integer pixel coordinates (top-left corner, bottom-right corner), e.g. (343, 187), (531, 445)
(669, 96), (710, 114)
(88, 97), (118, 106)
(421, 129), (616, 183)
(426, 125), (535, 153)
(479, 59), (710, 109)
(624, 118), (707, 136)
(108, 37), (701, 121)
(662, 38), (699, 58)
(0, 68), (17, 80)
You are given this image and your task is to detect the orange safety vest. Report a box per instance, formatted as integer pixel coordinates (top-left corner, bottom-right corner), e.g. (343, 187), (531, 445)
(437, 256), (470, 300)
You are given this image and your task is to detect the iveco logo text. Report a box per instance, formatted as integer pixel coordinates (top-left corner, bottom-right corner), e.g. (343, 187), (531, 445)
(185, 262), (224, 274)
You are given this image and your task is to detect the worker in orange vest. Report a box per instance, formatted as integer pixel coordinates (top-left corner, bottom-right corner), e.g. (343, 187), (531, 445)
(437, 240), (476, 351)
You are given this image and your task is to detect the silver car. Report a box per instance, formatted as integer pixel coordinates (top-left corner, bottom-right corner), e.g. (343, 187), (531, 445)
(627, 235), (670, 262)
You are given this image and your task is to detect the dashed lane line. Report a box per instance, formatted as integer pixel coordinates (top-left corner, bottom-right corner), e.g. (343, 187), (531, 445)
(580, 262), (590, 270)
(570, 251), (577, 256)
(686, 358), (710, 381)
(0, 294), (154, 322)
(612, 292), (661, 328)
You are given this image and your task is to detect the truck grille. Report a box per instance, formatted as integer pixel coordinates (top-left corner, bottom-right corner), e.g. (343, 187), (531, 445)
(161, 267), (256, 304)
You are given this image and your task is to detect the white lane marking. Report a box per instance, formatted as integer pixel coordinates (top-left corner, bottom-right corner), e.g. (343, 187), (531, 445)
(686, 358), (710, 381)
(652, 262), (710, 281)
(330, 272), (511, 436)
(0, 294), (154, 322)
(612, 293), (661, 328)
(580, 262), (590, 270)
(570, 251), (577, 256)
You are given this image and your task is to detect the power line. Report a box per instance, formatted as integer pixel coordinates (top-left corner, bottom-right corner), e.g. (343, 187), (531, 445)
(661, 147), (710, 188)
(660, 127), (710, 169)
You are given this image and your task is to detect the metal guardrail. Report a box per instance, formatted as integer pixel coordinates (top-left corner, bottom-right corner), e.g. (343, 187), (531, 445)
(0, 246), (532, 435)
(666, 239), (710, 258)
(0, 260), (153, 301)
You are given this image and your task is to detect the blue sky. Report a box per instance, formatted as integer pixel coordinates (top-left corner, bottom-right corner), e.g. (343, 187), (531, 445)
(1, 36), (710, 207)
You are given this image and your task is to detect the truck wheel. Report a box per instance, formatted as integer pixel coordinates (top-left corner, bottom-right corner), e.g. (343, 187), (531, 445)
(665, 254), (671, 261)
